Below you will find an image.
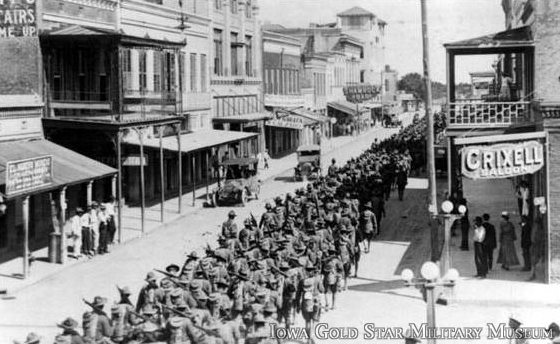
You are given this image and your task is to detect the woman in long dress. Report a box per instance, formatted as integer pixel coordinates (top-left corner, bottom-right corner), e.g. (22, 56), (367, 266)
(497, 212), (520, 270)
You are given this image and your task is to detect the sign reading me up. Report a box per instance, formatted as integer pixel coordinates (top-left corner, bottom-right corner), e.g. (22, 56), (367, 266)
(0, 0), (37, 38)
(6, 155), (53, 196)
(461, 141), (544, 179)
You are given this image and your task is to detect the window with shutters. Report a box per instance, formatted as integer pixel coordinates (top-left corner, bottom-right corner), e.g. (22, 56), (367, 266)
(230, 33), (239, 76)
(230, 0), (237, 14)
(246, 0), (251, 18)
(213, 29), (223, 76)
(153, 51), (161, 92)
(190, 53), (197, 92)
(200, 54), (207, 92)
(214, 0), (221, 10)
(139, 50), (147, 91)
(245, 35), (252, 76)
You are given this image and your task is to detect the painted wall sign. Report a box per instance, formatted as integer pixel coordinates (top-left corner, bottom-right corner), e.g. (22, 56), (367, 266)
(461, 140), (544, 179)
(5, 155), (53, 196)
(0, 0), (37, 38)
(265, 114), (304, 130)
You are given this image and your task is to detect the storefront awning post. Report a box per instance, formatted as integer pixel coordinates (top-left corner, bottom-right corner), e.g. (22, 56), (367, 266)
(22, 196), (30, 279)
(117, 131), (123, 244)
(159, 127), (165, 223)
(136, 127), (146, 235)
(192, 154), (196, 207)
(87, 181), (93, 206)
(205, 150), (210, 202)
(60, 187), (67, 264)
(176, 125), (182, 214)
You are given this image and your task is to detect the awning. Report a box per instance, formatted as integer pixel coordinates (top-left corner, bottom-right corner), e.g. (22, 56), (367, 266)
(327, 100), (367, 116)
(363, 103), (382, 109)
(290, 108), (330, 123)
(42, 25), (186, 49)
(212, 112), (273, 124)
(0, 139), (116, 199)
(454, 131), (546, 146)
(444, 26), (533, 52)
(123, 129), (258, 154)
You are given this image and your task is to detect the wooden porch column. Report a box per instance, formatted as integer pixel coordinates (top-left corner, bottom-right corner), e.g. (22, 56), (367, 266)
(159, 126), (165, 223)
(87, 181), (93, 206)
(176, 124), (182, 214)
(22, 196), (30, 278)
(137, 127), (146, 234)
(60, 187), (67, 264)
(446, 51), (456, 103)
(111, 175), (117, 199)
(192, 154), (196, 206)
(116, 131), (123, 243)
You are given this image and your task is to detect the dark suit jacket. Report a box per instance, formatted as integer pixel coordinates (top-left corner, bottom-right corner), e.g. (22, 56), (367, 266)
(482, 222), (497, 249)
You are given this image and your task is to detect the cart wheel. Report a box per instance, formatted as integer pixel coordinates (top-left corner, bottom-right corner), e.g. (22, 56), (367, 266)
(241, 189), (248, 206)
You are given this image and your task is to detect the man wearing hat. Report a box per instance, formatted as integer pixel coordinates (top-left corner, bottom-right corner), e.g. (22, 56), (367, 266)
(87, 296), (113, 342)
(57, 318), (84, 344)
(508, 314), (528, 344)
(322, 245), (343, 310)
(13, 333), (41, 344)
(68, 208), (83, 259)
(360, 202), (378, 254)
(97, 203), (109, 254)
(296, 264), (324, 335)
(136, 271), (162, 313)
(498, 211), (520, 271)
(222, 210), (238, 240)
(79, 205), (93, 256)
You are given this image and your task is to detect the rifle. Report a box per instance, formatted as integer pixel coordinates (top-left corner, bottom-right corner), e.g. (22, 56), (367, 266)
(83, 298), (108, 317)
(129, 309), (160, 325)
(205, 243), (215, 256)
(161, 305), (220, 336)
(249, 212), (258, 227)
(153, 269), (184, 288)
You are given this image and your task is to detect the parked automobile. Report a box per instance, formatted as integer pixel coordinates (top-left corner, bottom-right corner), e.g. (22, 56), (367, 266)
(294, 144), (321, 181)
(211, 157), (260, 206)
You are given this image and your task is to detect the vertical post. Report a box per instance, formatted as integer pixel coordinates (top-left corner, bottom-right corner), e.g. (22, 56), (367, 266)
(117, 131), (123, 244)
(425, 285), (436, 344)
(159, 126), (165, 223)
(447, 137), (453, 196)
(60, 187), (67, 264)
(22, 196), (30, 278)
(111, 176), (117, 201)
(205, 150), (210, 202)
(87, 181), (93, 206)
(138, 128), (146, 235)
(176, 125), (182, 214)
(421, 0), (437, 215)
(192, 154), (196, 206)
(442, 216), (451, 274)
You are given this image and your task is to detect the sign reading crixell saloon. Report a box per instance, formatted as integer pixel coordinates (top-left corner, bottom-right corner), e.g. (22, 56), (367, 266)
(461, 140), (544, 179)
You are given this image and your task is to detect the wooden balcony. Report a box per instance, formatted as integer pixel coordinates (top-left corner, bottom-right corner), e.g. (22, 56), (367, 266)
(447, 100), (532, 129)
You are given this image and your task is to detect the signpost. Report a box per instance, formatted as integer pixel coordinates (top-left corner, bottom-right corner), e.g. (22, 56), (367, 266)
(461, 141), (544, 179)
(6, 155), (53, 196)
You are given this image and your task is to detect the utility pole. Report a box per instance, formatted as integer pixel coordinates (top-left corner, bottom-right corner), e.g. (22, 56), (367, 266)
(421, 0), (437, 215)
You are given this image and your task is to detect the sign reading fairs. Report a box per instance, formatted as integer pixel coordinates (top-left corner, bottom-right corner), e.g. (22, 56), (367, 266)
(6, 156), (53, 196)
(461, 141), (544, 179)
(0, 0), (37, 38)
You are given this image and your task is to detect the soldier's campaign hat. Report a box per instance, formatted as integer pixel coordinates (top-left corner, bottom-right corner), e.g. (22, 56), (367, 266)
(237, 267), (250, 281)
(57, 317), (79, 330)
(169, 317), (184, 329)
(256, 289), (267, 298)
(214, 250), (228, 262)
(170, 288), (183, 298)
(215, 278), (229, 287)
(175, 298), (188, 311)
(323, 263), (333, 273)
(253, 313), (266, 324)
(256, 260), (267, 270)
(279, 261), (290, 270)
(177, 275), (190, 286)
(118, 286), (132, 296)
(194, 266), (206, 277)
(196, 293), (209, 302)
(228, 210), (237, 217)
(263, 302), (277, 313)
(364, 201), (373, 209)
(165, 264), (180, 274)
(53, 335), (71, 344)
(142, 304), (158, 315)
(305, 260), (315, 270)
(244, 218), (253, 226)
(187, 251), (199, 260)
(509, 313), (523, 325)
(303, 278), (314, 291)
(145, 271), (157, 282)
(404, 329), (421, 343)
(93, 296), (107, 307)
(297, 256), (308, 267)
(259, 240), (271, 251)
(160, 278), (174, 290)
(189, 280), (202, 291)
(208, 293), (220, 303)
(265, 202), (273, 209)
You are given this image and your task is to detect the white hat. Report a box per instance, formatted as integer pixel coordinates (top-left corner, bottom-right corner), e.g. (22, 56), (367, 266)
(509, 313), (522, 324)
(501, 211), (509, 217)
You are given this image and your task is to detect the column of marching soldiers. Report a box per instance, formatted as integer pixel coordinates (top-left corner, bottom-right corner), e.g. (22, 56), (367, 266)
(21, 123), (423, 344)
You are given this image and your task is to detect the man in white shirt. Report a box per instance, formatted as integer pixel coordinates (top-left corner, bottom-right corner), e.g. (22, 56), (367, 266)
(90, 202), (99, 254)
(80, 208), (93, 257)
(473, 216), (487, 278)
(69, 208), (83, 258)
(103, 196), (116, 245)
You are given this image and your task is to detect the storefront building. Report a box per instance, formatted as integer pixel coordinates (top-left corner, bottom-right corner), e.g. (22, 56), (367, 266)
(443, 0), (560, 283)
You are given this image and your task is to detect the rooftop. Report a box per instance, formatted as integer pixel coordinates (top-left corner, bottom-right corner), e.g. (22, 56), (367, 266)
(337, 6), (375, 17)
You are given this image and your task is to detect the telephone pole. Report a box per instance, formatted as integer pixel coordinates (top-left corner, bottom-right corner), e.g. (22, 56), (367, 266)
(421, 0), (437, 215)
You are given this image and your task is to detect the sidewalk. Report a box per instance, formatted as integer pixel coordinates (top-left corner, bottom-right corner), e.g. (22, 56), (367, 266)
(0, 118), (409, 295)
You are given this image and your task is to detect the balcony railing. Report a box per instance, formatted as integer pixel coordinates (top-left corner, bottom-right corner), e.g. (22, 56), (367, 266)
(447, 100), (532, 128)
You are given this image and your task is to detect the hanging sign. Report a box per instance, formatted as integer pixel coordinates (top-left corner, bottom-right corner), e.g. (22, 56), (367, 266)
(461, 140), (544, 179)
(6, 155), (53, 196)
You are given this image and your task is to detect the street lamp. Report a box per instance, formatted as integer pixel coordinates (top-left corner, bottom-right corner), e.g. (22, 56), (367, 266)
(439, 200), (466, 275)
(401, 262), (460, 344)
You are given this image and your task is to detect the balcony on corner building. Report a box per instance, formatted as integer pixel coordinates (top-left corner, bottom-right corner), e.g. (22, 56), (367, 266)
(444, 26), (535, 133)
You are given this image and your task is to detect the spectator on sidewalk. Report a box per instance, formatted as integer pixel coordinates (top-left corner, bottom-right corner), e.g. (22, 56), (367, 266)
(104, 196), (116, 245)
(263, 149), (270, 169)
(97, 204), (109, 254)
(482, 213), (497, 271)
(459, 196), (470, 251)
(90, 202), (99, 255)
(520, 215), (532, 272)
(473, 216), (487, 278)
(80, 207), (93, 257)
(68, 208), (82, 259)
(396, 164), (408, 201)
(516, 180), (530, 217)
(529, 206), (547, 281)
(497, 211), (520, 271)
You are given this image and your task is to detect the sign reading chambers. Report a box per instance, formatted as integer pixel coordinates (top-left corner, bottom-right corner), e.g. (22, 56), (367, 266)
(0, 0), (37, 38)
(462, 141), (544, 179)
(6, 156), (53, 196)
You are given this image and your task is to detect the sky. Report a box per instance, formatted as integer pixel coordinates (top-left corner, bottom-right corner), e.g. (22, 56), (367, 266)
(258, 0), (505, 83)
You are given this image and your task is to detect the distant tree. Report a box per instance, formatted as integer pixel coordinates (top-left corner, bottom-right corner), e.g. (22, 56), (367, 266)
(398, 73), (424, 100)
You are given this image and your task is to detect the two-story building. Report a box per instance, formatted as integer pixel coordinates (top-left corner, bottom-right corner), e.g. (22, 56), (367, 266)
(443, 0), (560, 283)
(0, 0), (116, 273)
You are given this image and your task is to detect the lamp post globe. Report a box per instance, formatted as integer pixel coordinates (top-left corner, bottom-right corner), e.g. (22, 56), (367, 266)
(401, 268), (414, 282)
(420, 261), (439, 281)
(441, 200), (453, 214)
(458, 205), (467, 215)
(445, 268), (460, 282)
